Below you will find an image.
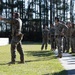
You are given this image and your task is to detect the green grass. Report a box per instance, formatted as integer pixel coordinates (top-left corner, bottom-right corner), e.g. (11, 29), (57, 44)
(0, 43), (67, 75)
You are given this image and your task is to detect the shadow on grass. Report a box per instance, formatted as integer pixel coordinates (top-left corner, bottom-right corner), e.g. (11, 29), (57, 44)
(0, 51), (56, 65)
(25, 51), (53, 57)
(0, 61), (25, 65)
(43, 70), (67, 75)
(25, 51), (56, 62)
(0, 63), (8, 65)
(0, 62), (15, 66)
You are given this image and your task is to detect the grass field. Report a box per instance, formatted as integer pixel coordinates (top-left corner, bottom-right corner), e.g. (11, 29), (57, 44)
(0, 42), (67, 75)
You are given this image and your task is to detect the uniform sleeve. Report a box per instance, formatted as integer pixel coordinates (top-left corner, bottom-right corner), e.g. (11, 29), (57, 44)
(2, 18), (14, 25)
(63, 24), (67, 29)
(61, 24), (68, 36)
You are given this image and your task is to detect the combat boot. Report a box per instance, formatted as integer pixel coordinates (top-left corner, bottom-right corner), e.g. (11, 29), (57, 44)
(57, 54), (62, 58)
(58, 54), (62, 58)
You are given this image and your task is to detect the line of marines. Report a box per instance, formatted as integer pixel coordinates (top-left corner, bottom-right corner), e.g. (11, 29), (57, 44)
(41, 17), (75, 58)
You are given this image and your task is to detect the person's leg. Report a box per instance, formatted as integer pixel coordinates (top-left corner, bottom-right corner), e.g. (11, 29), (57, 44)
(57, 37), (62, 58)
(52, 37), (55, 50)
(66, 37), (70, 53)
(45, 38), (48, 50)
(73, 38), (75, 53)
(71, 37), (75, 53)
(17, 41), (24, 63)
(50, 36), (53, 50)
(11, 44), (16, 62)
(45, 41), (47, 50)
(54, 37), (57, 50)
(41, 39), (45, 50)
(10, 38), (17, 64)
(63, 37), (66, 53)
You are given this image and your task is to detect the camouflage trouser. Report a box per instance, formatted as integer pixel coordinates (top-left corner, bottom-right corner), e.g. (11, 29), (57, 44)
(65, 37), (70, 52)
(56, 36), (63, 56)
(63, 37), (70, 52)
(41, 38), (48, 50)
(11, 36), (24, 62)
(63, 37), (66, 52)
(50, 36), (56, 49)
(71, 37), (75, 53)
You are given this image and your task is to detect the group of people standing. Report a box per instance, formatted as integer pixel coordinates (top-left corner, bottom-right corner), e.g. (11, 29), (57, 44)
(41, 17), (75, 58)
(0, 12), (75, 63)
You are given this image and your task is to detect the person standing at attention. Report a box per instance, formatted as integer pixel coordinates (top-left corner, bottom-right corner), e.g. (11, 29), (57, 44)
(41, 25), (49, 50)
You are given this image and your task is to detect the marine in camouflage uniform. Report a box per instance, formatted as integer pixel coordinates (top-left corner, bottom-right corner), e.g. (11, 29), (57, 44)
(41, 25), (49, 50)
(70, 24), (75, 53)
(54, 17), (67, 58)
(49, 23), (56, 50)
(63, 22), (72, 53)
(0, 13), (24, 64)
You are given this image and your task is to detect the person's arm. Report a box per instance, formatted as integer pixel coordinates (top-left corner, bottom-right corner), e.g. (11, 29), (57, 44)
(61, 24), (67, 36)
(0, 16), (12, 24)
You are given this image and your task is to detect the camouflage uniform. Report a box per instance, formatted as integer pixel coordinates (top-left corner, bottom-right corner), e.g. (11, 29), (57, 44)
(63, 23), (72, 53)
(65, 28), (71, 53)
(49, 25), (56, 50)
(41, 26), (49, 50)
(3, 17), (24, 63)
(55, 22), (66, 57)
(70, 25), (75, 53)
(63, 36), (67, 53)
(11, 18), (24, 63)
